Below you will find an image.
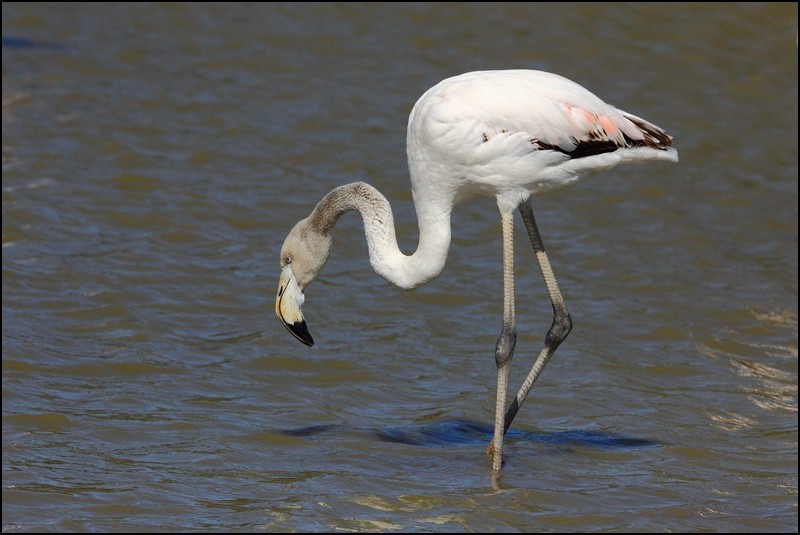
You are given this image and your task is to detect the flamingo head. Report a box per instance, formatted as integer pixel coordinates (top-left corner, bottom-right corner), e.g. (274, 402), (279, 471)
(275, 217), (332, 346)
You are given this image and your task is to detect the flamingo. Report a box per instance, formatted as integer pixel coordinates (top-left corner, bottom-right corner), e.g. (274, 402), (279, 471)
(275, 70), (678, 471)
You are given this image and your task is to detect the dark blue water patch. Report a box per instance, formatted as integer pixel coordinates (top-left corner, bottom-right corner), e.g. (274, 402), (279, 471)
(376, 418), (510, 447)
(377, 418), (660, 450)
(280, 424), (343, 437)
(533, 429), (659, 450)
(2, 36), (62, 50)
(282, 418), (659, 450)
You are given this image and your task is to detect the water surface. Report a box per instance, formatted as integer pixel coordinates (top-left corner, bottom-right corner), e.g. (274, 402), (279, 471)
(3, 3), (797, 532)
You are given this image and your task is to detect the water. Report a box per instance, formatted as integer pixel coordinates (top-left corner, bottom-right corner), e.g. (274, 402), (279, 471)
(3, 3), (797, 532)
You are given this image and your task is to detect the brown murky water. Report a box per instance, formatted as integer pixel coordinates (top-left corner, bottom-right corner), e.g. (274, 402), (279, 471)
(3, 3), (797, 531)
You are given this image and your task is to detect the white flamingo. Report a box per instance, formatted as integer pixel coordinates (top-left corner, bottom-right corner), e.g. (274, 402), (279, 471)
(275, 70), (678, 471)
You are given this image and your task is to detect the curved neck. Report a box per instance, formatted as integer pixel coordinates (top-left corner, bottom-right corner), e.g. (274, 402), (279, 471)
(309, 182), (451, 290)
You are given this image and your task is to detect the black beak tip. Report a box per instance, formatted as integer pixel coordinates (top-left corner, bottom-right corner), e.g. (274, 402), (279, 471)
(284, 320), (314, 346)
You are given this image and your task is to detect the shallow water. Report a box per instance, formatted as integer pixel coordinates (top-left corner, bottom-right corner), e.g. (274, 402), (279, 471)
(3, 3), (797, 532)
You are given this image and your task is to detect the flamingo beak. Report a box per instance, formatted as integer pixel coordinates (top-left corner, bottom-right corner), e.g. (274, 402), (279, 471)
(276, 265), (314, 346)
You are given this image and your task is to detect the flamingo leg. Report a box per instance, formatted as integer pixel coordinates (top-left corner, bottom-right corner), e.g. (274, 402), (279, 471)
(501, 200), (573, 436)
(489, 210), (517, 471)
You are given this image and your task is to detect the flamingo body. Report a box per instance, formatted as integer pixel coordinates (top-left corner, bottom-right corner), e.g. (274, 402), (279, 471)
(407, 70), (676, 213)
(275, 70), (677, 472)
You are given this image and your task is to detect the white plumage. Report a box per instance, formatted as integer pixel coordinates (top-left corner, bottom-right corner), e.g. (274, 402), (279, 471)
(407, 70), (677, 212)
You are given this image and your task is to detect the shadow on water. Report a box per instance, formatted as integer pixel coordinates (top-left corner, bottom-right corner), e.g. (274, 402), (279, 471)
(281, 418), (659, 450)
